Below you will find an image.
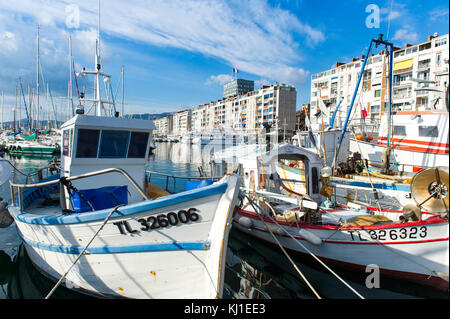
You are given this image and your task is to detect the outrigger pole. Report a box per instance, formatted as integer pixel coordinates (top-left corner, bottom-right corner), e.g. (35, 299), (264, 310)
(332, 34), (394, 170)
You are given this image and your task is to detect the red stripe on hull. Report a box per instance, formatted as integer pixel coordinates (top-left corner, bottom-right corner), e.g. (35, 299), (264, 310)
(377, 142), (448, 154)
(233, 222), (449, 291)
(377, 136), (449, 148)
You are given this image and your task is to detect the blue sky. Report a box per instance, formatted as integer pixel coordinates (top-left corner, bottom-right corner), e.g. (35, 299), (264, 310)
(0, 0), (448, 122)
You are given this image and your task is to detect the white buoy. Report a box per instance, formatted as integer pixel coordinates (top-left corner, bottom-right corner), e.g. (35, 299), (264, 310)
(264, 223), (284, 236)
(299, 228), (322, 246)
(238, 216), (253, 228)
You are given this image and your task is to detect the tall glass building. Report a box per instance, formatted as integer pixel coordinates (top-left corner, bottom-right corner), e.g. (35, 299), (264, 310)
(223, 79), (254, 98)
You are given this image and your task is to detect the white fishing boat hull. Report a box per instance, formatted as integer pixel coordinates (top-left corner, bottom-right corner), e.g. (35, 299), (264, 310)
(234, 208), (449, 291)
(9, 175), (241, 298)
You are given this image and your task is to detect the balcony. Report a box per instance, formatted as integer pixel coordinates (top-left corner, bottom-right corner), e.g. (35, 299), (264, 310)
(393, 93), (411, 99)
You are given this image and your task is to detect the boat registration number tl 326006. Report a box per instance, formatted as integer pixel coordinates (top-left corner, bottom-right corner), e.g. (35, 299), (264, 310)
(113, 208), (201, 235)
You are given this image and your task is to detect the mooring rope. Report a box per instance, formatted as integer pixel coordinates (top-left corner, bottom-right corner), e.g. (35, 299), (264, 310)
(45, 204), (124, 299)
(244, 192), (365, 299)
(243, 193), (322, 299)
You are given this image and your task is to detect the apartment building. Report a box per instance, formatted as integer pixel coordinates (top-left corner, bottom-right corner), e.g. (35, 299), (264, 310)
(192, 83), (297, 135)
(155, 83), (297, 136)
(309, 33), (449, 129)
(154, 115), (173, 136)
(172, 109), (192, 136)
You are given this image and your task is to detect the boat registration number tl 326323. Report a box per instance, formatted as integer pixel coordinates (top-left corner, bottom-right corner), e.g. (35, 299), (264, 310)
(113, 208), (200, 235)
(347, 226), (428, 242)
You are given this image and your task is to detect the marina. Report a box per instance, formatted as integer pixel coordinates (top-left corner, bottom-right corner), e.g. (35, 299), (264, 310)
(0, 0), (448, 306)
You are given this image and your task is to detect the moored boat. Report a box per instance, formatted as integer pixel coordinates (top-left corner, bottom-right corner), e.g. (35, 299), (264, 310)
(6, 114), (241, 298)
(211, 141), (449, 291)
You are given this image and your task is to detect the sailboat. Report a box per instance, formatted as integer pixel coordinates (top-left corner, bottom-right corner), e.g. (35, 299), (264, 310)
(5, 27), (58, 157)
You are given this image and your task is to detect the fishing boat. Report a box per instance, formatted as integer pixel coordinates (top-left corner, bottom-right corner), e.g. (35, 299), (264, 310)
(5, 114), (241, 298)
(3, 1), (241, 298)
(295, 35), (449, 210)
(348, 110), (448, 172)
(211, 138), (449, 291)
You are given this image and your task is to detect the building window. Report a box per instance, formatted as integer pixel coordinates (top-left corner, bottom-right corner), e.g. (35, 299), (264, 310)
(435, 38), (447, 47)
(374, 89), (381, 98)
(436, 53), (442, 66)
(370, 104), (380, 114)
(416, 96), (428, 107)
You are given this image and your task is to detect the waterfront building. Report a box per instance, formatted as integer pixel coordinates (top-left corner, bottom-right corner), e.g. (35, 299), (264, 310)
(154, 83), (297, 137)
(223, 78), (254, 98)
(172, 109), (192, 136)
(192, 83), (297, 136)
(154, 115), (173, 136)
(309, 33), (449, 129)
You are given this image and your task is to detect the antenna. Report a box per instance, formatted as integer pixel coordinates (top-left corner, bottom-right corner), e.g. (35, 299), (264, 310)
(96, 0), (101, 70)
(98, 0), (101, 58)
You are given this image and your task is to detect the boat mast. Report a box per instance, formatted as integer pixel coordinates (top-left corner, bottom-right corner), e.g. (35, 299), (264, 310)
(14, 85), (17, 138)
(332, 35), (394, 170)
(95, 0), (102, 116)
(121, 66), (124, 117)
(36, 24), (40, 132)
(69, 35), (74, 117)
(77, 0), (114, 116)
(1, 90), (3, 130)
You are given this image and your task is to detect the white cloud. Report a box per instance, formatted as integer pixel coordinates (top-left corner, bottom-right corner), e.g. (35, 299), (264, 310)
(392, 29), (419, 44)
(0, 0), (324, 89)
(380, 2), (406, 22)
(206, 74), (233, 86)
(0, 31), (18, 52)
(428, 7), (449, 22)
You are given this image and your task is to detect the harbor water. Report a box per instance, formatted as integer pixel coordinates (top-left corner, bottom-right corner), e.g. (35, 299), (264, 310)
(0, 144), (447, 299)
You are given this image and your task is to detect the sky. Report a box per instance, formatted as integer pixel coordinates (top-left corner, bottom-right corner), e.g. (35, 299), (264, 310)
(0, 0), (449, 123)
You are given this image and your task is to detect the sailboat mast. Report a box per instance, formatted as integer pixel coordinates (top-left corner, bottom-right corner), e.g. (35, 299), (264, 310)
(14, 85), (17, 137)
(1, 90), (4, 130)
(36, 24), (40, 132)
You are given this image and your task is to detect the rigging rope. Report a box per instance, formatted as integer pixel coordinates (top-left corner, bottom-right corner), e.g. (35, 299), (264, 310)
(243, 192), (322, 299)
(45, 204), (124, 299)
(244, 192), (365, 299)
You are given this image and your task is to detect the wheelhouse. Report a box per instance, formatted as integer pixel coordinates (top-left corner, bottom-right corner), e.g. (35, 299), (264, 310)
(60, 115), (156, 206)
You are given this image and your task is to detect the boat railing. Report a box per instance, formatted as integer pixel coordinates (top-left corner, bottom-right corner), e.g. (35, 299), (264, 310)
(10, 167), (148, 212)
(145, 170), (223, 193)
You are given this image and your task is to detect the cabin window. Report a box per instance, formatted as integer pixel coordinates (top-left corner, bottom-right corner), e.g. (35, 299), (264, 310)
(419, 126), (439, 138)
(127, 132), (149, 158)
(99, 130), (130, 158)
(76, 129), (100, 158)
(393, 125), (406, 136)
(62, 129), (72, 156)
(311, 167), (319, 194)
